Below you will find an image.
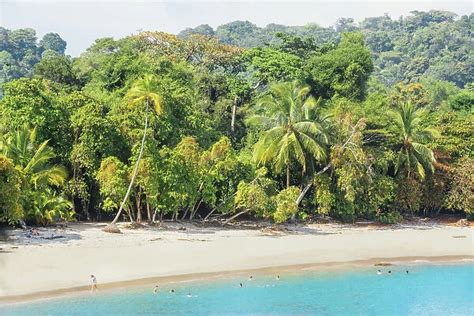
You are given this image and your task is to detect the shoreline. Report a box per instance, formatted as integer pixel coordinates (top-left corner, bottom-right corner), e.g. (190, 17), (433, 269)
(1, 255), (473, 305)
(1, 222), (472, 305)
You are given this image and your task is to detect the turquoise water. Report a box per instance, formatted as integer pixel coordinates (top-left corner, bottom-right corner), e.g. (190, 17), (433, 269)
(2, 263), (473, 315)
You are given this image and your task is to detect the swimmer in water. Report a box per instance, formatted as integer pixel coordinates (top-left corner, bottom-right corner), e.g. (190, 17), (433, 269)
(377, 270), (382, 275)
(240, 283), (243, 288)
(276, 275), (280, 281)
(388, 270), (392, 274)
(170, 289), (175, 293)
(249, 276), (253, 281)
(187, 293), (192, 298)
(406, 270), (409, 274)
(153, 285), (159, 294)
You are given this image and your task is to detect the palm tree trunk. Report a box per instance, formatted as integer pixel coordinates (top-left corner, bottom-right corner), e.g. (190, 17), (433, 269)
(286, 164), (290, 188)
(231, 96), (237, 133)
(111, 99), (149, 225)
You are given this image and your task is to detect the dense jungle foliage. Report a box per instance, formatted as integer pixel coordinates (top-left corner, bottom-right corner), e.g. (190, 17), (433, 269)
(0, 10), (472, 226)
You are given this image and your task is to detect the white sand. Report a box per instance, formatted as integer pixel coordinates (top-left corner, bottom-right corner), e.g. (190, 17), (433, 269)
(0, 222), (473, 299)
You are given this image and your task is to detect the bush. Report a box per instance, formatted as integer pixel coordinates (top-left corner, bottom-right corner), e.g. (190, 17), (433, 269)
(313, 174), (334, 215)
(273, 186), (300, 224)
(376, 210), (403, 224)
(448, 91), (473, 112)
(446, 158), (474, 218)
(234, 181), (273, 218)
(330, 195), (357, 223)
(0, 155), (22, 225)
(25, 190), (74, 225)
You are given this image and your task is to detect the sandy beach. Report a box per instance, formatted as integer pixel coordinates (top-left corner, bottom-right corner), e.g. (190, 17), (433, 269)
(1, 221), (473, 303)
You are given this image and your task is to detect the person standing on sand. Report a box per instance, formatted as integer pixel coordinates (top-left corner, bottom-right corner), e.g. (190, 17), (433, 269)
(90, 275), (98, 292)
(153, 285), (159, 294)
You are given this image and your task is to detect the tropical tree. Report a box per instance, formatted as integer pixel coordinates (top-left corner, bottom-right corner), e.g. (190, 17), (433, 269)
(1, 125), (67, 189)
(390, 102), (437, 179)
(109, 74), (164, 226)
(250, 81), (330, 187)
(1, 125), (70, 224)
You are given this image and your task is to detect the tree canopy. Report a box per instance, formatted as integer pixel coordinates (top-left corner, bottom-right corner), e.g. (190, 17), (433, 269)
(0, 10), (472, 226)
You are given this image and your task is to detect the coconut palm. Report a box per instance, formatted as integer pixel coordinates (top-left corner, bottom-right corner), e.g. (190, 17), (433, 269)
(391, 102), (438, 179)
(250, 81), (330, 188)
(110, 74), (164, 225)
(1, 124), (67, 189)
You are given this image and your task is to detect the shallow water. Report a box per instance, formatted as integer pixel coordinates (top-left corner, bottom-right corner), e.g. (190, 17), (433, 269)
(2, 263), (473, 315)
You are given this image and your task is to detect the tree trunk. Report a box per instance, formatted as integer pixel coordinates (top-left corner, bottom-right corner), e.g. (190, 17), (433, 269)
(126, 207), (134, 223)
(231, 96), (237, 133)
(203, 207), (217, 221)
(190, 198), (203, 220)
(135, 189), (142, 223)
(152, 208), (159, 223)
(146, 204), (152, 223)
(137, 207), (142, 223)
(223, 209), (250, 225)
(181, 206), (190, 220)
(110, 99), (149, 225)
(286, 164), (290, 188)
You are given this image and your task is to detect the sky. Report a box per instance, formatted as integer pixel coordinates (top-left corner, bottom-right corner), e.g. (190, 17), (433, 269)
(1, 0), (472, 56)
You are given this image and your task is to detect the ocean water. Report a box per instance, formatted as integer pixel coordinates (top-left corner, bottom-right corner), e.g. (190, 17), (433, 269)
(2, 263), (473, 315)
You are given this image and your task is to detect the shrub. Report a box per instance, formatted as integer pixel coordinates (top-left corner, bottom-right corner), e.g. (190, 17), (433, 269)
(376, 210), (403, 224)
(234, 181), (273, 218)
(273, 186), (300, 224)
(446, 158), (474, 218)
(0, 155), (22, 225)
(26, 190), (74, 225)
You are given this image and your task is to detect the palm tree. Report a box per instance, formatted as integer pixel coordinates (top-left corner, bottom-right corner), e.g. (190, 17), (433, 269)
(1, 124), (67, 189)
(1, 125), (70, 225)
(250, 81), (330, 188)
(109, 74), (164, 225)
(390, 102), (438, 179)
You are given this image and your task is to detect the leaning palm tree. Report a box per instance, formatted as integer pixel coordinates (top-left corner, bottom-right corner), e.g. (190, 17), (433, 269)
(390, 102), (438, 179)
(1, 124), (67, 189)
(249, 81), (330, 188)
(108, 74), (164, 226)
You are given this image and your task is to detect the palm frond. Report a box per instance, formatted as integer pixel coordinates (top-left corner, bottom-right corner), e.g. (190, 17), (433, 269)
(126, 74), (164, 114)
(31, 165), (68, 188)
(23, 140), (55, 174)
